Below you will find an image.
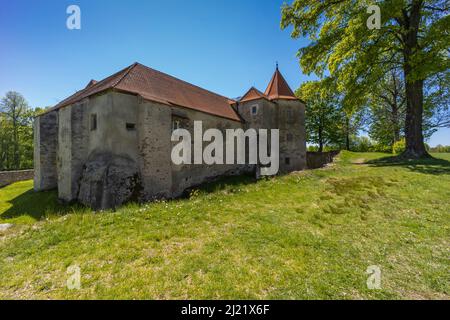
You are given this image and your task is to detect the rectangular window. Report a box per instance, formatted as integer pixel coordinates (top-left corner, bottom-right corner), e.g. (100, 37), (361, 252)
(251, 105), (259, 116)
(90, 114), (97, 131)
(285, 157), (290, 165)
(172, 119), (181, 132)
(126, 123), (136, 131)
(172, 115), (190, 132)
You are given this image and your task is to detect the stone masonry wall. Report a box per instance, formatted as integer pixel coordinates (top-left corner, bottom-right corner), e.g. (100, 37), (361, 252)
(34, 110), (58, 191)
(57, 105), (73, 200)
(237, 98), (306, 174)
(70, 100), (90, 201)
(169, 105), (247, 198)
(34, 90), (307, 208)
(137, 99), (172, 200)
(0, 170), (34, 188)
(137, 98), (247, 200)
(306, 151), (340, 169)
(276, 99), (307, 173)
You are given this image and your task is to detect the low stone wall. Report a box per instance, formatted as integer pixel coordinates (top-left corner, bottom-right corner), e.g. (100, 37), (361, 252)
(0, 170), (34, 188)
(306, 151), (340, 169)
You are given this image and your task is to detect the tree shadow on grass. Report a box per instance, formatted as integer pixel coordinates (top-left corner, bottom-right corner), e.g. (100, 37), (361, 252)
(1, 188), (81, 222)
(183, 173), (257, 197)
(366, 155), (450, 175)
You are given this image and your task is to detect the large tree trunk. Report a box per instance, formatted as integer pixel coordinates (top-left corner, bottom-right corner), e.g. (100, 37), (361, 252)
(401, 0), (430, 159)
(403, 79), (429, 158)
(390, 72), (401, 144)
(345, 116), (350, 151)
(392, 106), (400, 144)
(318, 125), (324, 152)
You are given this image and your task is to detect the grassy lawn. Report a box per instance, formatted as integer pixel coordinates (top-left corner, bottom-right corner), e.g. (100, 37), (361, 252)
(0, 152), (449, 299)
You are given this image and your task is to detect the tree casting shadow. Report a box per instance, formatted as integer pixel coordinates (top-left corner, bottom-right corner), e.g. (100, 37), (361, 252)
(366, 155), (450, 175)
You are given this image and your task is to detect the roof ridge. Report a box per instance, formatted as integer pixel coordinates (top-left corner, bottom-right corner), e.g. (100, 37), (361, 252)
(65, 64), (133, 101)
(134, 62), (232, 101)
(243, 86), (265, 97)
(112, 62), (139, 88)
(40, 62), (242, 121)
(239, 86), (270, 102)
(46, 64), (137, 113)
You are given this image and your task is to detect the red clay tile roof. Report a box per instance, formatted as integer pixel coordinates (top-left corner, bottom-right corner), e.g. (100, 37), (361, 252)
(239, 87), (268, 103)
(237, 68), (299, 104)
(44, 63), (241, 122)
(85, 80), (98, 88)
(264, 67), (297, 100)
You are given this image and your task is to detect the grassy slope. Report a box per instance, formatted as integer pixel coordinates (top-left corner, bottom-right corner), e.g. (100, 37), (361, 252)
(0, 152), (449, 299)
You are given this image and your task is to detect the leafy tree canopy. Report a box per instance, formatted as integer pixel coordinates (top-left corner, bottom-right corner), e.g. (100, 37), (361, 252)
(282, 0), (449, 158)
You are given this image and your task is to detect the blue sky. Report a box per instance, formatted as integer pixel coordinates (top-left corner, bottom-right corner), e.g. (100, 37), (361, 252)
(1, 0), (448, 146)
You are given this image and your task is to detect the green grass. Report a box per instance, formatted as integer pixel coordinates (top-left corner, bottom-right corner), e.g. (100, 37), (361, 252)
(0, 180), (84, 225)
(0, 152), (449, 299)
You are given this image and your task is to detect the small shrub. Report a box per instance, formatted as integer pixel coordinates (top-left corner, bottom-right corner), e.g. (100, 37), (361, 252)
(392, 139), (406, 154)
(307, 145), (319, 152)
(370, 143), (392, 153)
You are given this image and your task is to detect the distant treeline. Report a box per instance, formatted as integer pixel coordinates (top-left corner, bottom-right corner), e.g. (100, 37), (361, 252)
(428, 145), (450, 153)
(308, 139), (450, 154)
(0, 91), (47, 171)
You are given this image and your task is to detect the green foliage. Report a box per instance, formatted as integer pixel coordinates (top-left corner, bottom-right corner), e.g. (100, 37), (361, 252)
(298, 77), (368, 151)
(0, 92), (37, 170)
(424, 71), (450, 129)
(370, 142), (393, 154)
(297, 79), (345, 151)
(281, 0), (449, 156)
(350, 136), (373, 152)
(307, 145), (340, 152)
(281, 0), (448, 96)
(393, 138), (406, 154)
(429, 145), (450, 153)
(368, 70), (405, 148)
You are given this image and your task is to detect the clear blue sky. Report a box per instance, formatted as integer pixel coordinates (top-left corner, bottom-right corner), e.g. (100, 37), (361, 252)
(1, 0), (448, 146)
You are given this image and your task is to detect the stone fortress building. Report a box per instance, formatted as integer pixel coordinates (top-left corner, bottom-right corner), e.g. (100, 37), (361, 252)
(34, 62), (306, 209)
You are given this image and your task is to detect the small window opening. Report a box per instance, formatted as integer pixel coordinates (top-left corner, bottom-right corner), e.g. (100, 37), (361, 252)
(90, 114), (97, 131)
(251, 105), (258, 115)
(126, 123), (136, 131)
(172, 119), (181, 132)
(285, 157), (290, 165)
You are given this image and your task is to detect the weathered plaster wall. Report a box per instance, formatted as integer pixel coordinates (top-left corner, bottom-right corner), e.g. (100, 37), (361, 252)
(34, 110), (58, 191)
(35, 89), (306, 208)
(137, 99), (172, 200)
(238, 99), (277, 130)
(136, 98), (247, 200)
(169, 105), (246, 197)
(276, 99), (307, 173)
(87, 92), (139, 159)
(70, 99), (90, 201)
(57, 105), (73, 200)
(57, 91), (141, 202)
(237, 98), (306, 173)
